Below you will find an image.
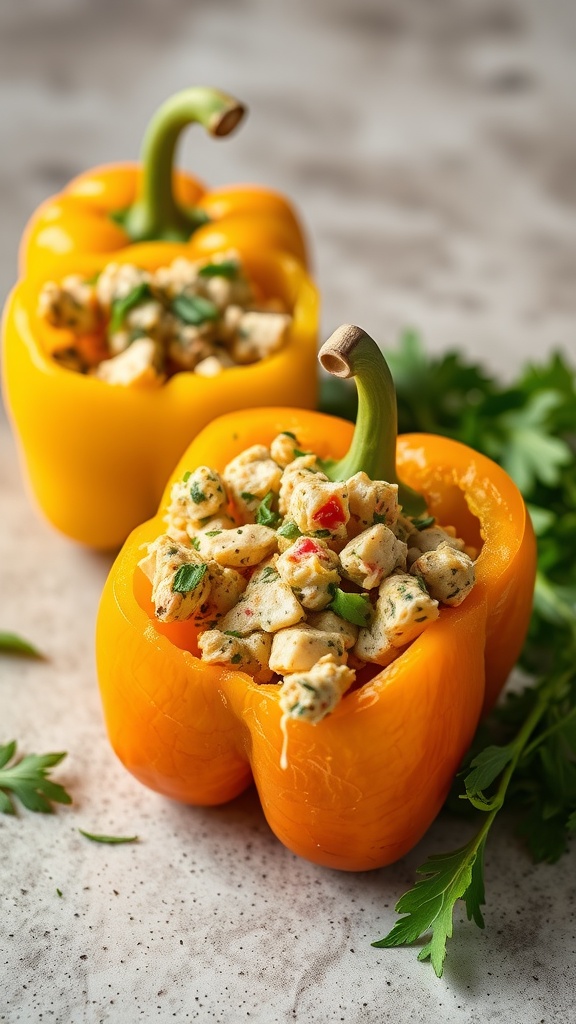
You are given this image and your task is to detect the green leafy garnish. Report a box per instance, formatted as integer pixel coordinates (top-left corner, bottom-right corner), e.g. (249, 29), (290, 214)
(182, 470), (192, 483)
(0, 741), (71, 815)
(172, 563), (208, 594)
(172, 294), (219, 326)
(411, 515), (435, 531)
(328, 587), (373, 627)
(277, 521), (301, 540)
(78, 829), (139, 844)
(0, 632), (43, 658)
(109, 282), (152, 334)
(198, 259), (239, 279)
(189, 481), (206, 504)
(367, 332), (576, 977)
(256, 491), (281, 528)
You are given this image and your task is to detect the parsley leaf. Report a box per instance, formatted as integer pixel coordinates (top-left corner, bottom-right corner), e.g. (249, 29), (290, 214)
(189, 481), (206, 504)
(328, 588), (373, 627)
(172, 294), (219, 326)
(0, 741), (71, 815)
(277, 521), (301, 540)
(172, 563), (208, 594)
(0, 632), (43, 658)
(256, 491), (281, 528)
(79, 830), (139, 844)
(109, 282), (151, 334)
(198, 259), (239, 279)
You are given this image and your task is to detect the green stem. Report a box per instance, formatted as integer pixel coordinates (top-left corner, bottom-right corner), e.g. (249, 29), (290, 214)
(318, 325), (426, 515)
(121, 87), (245, 243)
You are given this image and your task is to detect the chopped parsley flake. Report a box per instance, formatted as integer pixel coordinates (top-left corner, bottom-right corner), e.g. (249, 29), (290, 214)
(172, 293), (219, 326)
(172, 563), (208, 594)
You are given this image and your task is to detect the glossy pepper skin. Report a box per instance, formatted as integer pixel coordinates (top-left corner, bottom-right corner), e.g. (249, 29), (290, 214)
(96, 327), (536, 872)
(2, 88), (317, 549)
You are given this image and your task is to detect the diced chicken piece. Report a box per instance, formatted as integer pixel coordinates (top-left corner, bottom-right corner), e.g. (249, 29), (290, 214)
(198, 628), (273, 683)
(269, 625), (348, 675)
(196, 524), (278, 568)
(411, 524), (465, 554)
(127, 299), (165, 334)
(219, 562), (305, 634)
(287, 478), (349, 543)
(192, 563), (247, 623)
(194, 351), (237, 377)
(279, 655), (356, 725)
(355, 573), (439, 664)
(279, 454), (327, 515)
(339, 524), (407, 589)
(202, 270), (252, 312)
(270, 431), (301, 469)
(96, 263), (151, 310)
(93, 338), (163, 388)
(346, 472), (399, 535)
(152, 258), (201, 298)
(276, 536), (340, 610)
(38, 275), (100, 333)
(223, 445), (282, 521)
(306, 610), (358, 649)
(393, 514), (418, 544)
(410, 542), (476, 607)
(229, 310), (291, 364)
(138, 535), (211, 623)
(166, 467), (228, 537)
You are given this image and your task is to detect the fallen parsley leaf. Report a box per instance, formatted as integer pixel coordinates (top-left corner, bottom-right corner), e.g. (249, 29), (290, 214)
(0, 632), (43, 658)
(0, 741), (71, 814)
(78, 829), (139, 844)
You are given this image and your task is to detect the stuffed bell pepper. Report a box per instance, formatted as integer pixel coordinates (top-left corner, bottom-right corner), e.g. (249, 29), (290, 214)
(96, 325), (536, 871)
(2, 87), (317, 549)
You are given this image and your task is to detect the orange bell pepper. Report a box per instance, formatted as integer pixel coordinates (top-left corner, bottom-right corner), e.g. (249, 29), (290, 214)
(2, 87), (317, 549)
(96, 326), (536, 871)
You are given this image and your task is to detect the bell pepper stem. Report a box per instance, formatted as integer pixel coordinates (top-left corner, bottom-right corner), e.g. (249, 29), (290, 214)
(319, 324), (427, 516)
(122, 87), (245, 243)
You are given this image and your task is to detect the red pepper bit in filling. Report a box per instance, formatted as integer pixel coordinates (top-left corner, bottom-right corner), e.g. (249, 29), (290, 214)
(288, 537), (324, 560)
(312, 497), (346, 530)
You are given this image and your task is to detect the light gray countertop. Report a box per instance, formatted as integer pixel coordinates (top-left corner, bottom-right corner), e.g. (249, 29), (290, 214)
(1, 2), (575, 1021)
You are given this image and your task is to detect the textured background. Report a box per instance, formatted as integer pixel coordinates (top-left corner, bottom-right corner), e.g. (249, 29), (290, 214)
(1, 2), (575, 1022)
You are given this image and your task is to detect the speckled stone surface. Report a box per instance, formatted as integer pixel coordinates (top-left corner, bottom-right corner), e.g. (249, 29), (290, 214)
(1, 2), (575, 1021)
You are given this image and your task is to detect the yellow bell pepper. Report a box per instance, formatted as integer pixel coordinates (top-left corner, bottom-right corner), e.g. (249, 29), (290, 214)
(1, 88), (318, 549)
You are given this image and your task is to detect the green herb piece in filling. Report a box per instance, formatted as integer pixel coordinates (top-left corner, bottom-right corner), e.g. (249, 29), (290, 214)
(109, 282), (152, 334)
(198, 260), (239, 279)
(190, 481), (207, 504)
(256, 491), (281, 528)
(412, 515), (436, 531)
(172, 294), (219, 326)
(172, 563), (208, 594)
(328, 587), (373, 627)
(277, 521), (301, 540)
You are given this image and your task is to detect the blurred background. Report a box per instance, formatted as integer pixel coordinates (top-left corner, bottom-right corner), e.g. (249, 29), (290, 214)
(1, 0), (575, 398)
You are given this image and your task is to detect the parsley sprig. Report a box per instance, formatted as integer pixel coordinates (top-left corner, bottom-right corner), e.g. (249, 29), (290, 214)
(322, 331), (576, 976)
(0, 741), (72, 815)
